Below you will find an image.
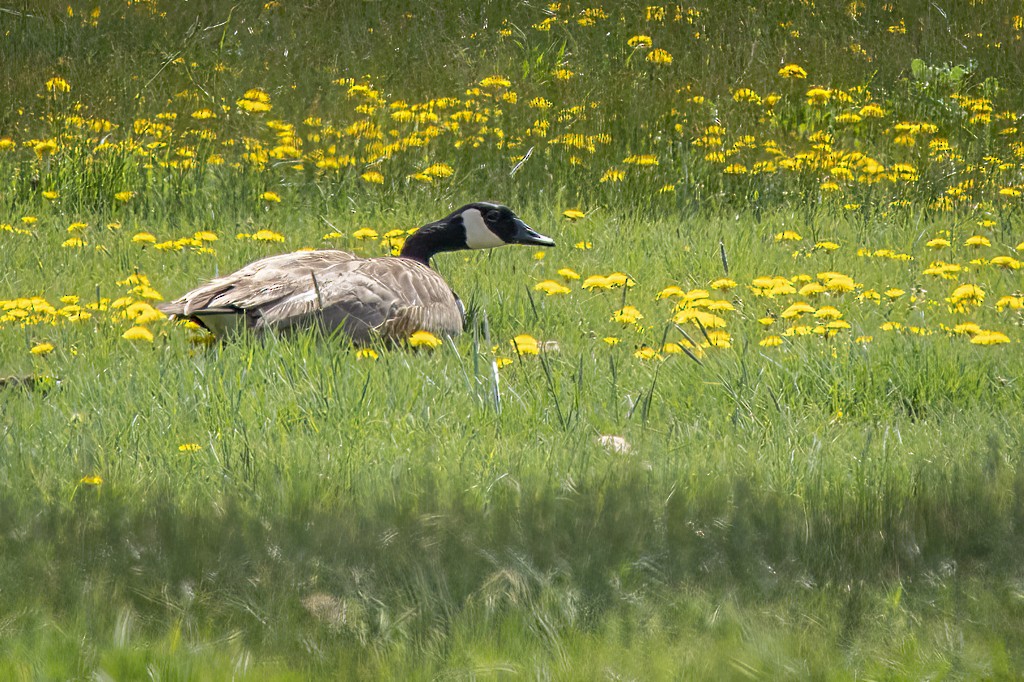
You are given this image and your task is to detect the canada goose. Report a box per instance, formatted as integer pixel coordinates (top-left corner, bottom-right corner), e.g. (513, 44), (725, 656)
(158, 202), (554, 343)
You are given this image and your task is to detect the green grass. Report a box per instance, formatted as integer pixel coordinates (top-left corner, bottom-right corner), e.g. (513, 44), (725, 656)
(3, 0), (1024, 678)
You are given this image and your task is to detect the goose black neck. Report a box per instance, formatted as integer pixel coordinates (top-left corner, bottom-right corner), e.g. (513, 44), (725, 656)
(398, 220), (463, 265)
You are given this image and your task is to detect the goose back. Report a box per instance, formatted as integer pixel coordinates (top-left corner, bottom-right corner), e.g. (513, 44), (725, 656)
(160, 250), (464, 343)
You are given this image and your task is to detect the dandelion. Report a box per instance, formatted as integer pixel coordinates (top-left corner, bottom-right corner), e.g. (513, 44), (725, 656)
(705, 330), (732, 348)
(511, 334), (540, 355)
(964, 235), (990, 247)
(926, 237), (951, 249)
(122, 326), (154, 342)
(602, 336), (620, 346)
(656, 285), (685, 300)
(780, 301), (816, 319)
(356, 348), (379, 361)
(634, 346), (661, 360)
(759, 335), (783, 347)
(30, 342), (54, 356)
(260, 191), (282, 202)
(778, 64), (808, 79)
(361, 170), (385, 184)
(79, 475), (103, 486)
(251, 229), (285, 243)
(178, 443), (201, 452)
(574, 241), (593, 250)
(42, 190), (59, 200)
(562, 209), (585, 220)
(132, 232), (156, 244)
(409, 330), (443, 348)
(611, 305), (644, 324)
(646, 48), (673, 65)
(710, 278), (737, 290)
(600, 169), (625, 183)
(45, 76), (71, 92)
(61, 237), (86, 248)
(534, 280), (571, 295)
(479, 75), (511, 88)
(806, 87), (831, 105)
(627, 35), (653, 48)
(557, 267), (580, 280)
(606, 273), (636, 288)
(775, 230), (802, 242)
(971, 331), (1011, 345)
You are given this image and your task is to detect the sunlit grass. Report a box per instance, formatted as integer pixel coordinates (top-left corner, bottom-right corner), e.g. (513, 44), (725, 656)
(2, 0), (1024, 677)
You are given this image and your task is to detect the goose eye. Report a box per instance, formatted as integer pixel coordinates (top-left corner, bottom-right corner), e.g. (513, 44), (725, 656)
(486, 210), (501, 223)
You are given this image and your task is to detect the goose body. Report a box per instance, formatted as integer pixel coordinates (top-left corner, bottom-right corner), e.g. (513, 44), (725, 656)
(159, 202), (554, 344)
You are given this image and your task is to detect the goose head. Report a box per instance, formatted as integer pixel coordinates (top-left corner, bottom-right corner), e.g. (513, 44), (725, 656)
(400, 202), (554, 264)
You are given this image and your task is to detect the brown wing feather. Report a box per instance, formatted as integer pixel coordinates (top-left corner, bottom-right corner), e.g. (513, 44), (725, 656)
(158, 251), (361, 320)
(161, 250), (463, 343)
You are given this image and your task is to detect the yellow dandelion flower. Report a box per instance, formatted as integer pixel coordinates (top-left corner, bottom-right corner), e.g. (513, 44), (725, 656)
(61, 237), (86, 248)
(646, 48), (673, 65)
(534, 280), (571, 295)
(611, 305), (644, 324)
(814, 306), (843, 320)
(600, 169), (625, 183)
(30, 342), (54, 356)
(79, 475), (103, 486)
(114, 191), (135, 202)
(964, 235), (990, 247)
(361, 170), (384, 184)
(759, 335), (783, 347)
(574, 241), (593, 250)
(557, 267), (580, 280)
(409, 330), (443, 348)
(926, 237), (951, 249)
(603, 273), (633, 288)
(260, 191), (282, 203)
(132, 232), (156, 244)
(705, 330), (732, 348)
(602, 336), (620, 346)
(778, 64), (808, 79)
(251, 229), (285, 242)
(353, 227), (379, 240)
(122, 326), (154, 342)
(656, 285), (685, 300)
(562, 209), (586, 220)
(356, 348), (379, 360)
(634, 346), (662, 360)
(511, 334), (540, 355)
(710, 278), (737, 290)
(971, 331), (1011, 345)
(627, 35), (653, 48)
(781, 301), (816, 318)
(806, 87), (831, 105)
(775, 230), (802, 242)
(45, 76), (71, 92)
(178, 443), (201, 452)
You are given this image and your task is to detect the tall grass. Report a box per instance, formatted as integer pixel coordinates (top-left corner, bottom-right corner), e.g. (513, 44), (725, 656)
(2, 0), (1024, 677)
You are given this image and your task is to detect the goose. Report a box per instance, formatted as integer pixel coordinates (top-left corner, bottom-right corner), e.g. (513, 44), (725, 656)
(158, 202), (554, 343)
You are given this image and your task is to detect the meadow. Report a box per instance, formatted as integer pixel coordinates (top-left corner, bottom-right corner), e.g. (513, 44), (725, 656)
(2, 0), (1024, 678)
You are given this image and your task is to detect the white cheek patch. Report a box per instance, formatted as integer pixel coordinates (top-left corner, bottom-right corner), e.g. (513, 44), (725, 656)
(461, 208), (506, 249)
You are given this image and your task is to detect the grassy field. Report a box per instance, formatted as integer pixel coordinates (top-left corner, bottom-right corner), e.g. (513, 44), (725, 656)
(2, 0), (1024, 678)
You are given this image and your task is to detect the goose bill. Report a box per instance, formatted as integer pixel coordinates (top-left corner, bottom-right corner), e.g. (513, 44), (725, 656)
(511, 218), (555, 247)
